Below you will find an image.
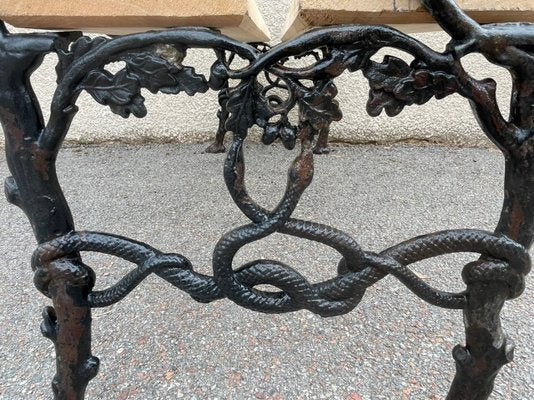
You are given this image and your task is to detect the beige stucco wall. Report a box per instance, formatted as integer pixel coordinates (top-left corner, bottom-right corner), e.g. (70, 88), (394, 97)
(1, 0), (514, 148)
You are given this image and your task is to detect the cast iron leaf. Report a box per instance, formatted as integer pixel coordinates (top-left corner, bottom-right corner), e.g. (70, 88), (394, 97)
(56, 36), (109, 82)
(363, 56), (459, 117)
(225, 81), (254, 134)
(82, 69), (146, 118)
(126, 53), (209, 96)
(109, 95), (147, 119)
(126, 53), (179, 93)
(160, 67), (209, 96)
(225, 80), (274, 135)
(299, 81), (342, 131)
(317, 48), (375, 78)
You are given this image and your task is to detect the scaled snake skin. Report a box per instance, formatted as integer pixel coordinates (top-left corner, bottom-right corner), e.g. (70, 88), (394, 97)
(32, 125), (531, 317)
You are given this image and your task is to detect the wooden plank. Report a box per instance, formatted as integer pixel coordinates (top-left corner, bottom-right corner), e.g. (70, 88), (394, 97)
(282, 0), (534, 40)
(0, 0), (271, 42)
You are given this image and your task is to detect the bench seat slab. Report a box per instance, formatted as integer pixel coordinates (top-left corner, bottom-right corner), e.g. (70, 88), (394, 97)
(282, 0), (534, 40)
(0, 0), (271, 42)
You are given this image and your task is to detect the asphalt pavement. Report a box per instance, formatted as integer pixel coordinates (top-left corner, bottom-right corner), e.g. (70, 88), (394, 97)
(0, 143), (532, 399)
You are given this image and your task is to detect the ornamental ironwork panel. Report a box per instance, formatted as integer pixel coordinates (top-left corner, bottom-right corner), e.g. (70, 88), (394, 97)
(1, 1), (533, 399)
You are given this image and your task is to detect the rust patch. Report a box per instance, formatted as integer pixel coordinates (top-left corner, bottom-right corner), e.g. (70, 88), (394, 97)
(234, 158), (246, 193)
(509, 197), (524, 241)
(0, 105), (25, 151)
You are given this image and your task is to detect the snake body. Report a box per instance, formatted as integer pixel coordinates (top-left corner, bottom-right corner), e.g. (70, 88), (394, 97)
(31, 134), (530, 316)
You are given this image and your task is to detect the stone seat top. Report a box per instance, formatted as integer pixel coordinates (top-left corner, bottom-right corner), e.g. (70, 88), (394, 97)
(0, 0), (271, 42)
(282, 0), (534, 40)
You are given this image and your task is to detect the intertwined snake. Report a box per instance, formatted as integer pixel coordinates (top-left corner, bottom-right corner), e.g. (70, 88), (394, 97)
(31, 128), (531, 317)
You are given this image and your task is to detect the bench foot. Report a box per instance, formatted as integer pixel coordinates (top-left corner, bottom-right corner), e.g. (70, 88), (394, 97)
(204, 110), (228, 153)
(312, 126), (332, 154)
(204, 141), (226, 154)
(446, 283), (514, 400)
(205, 83), (230, 153)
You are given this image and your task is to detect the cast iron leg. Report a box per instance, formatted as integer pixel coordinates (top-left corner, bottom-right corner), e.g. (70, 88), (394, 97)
(313, 125), (331, 154)
(1, 24), (98, 399)
(204, 107), (228, 153)
(418, 2), (534, 396)
(205, 85), (229, 153)
(40, 260), (99, 399)
(447, 282), (513, 399)
(446, 157), (534, 399)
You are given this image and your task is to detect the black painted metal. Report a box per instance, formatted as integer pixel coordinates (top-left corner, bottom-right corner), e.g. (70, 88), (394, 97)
(1, 0), (533, 398)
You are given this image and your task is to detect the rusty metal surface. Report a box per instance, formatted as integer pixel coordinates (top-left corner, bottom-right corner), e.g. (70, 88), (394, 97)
(1, 0), (533, 398)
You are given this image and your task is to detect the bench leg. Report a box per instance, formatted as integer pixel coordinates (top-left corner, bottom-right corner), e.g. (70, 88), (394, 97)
(204, 106), (229, 153)
(447, 284), (513, 400)
(205, 84), (230, 153)
(447, 158), (534, 399)
(40, 261), (99, 400)
(0, 24), (98, 400)
(313, 125), (331, 154)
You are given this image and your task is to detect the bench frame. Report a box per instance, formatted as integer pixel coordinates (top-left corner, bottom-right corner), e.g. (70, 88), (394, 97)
(1, 1), (533, 399)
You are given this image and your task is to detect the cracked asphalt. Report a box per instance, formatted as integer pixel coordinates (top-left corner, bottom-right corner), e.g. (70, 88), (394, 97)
(0, 143), (532, 399)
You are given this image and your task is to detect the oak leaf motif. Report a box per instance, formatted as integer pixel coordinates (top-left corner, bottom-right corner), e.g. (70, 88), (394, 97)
(82, 69), (146, 118)
(299, 81), (342, 131)
(364, 56), (459, 117)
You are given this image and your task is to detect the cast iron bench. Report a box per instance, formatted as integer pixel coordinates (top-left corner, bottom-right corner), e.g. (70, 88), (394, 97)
(1, 0), (533, 399)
